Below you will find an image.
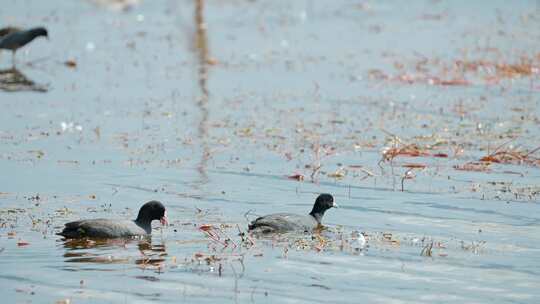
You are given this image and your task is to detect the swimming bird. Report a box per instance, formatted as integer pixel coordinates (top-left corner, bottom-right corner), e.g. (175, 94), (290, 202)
(57, 201), (168, 239)
(0, 26), (48, 65)
(248, 193), (337, 234)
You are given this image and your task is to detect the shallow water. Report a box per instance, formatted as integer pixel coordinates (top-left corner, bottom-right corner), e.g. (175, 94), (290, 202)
(1, 0), (540, 303)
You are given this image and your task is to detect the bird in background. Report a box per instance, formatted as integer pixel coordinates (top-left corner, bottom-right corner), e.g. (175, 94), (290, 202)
(0, 26), (48, 66)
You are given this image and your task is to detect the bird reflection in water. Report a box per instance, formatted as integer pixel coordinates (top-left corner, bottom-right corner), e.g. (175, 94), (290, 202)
(61, 237), (167, 268)
(0, 67), (48, 92)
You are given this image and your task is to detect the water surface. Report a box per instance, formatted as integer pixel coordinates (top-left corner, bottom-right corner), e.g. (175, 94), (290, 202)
(1, 0), (540, 303)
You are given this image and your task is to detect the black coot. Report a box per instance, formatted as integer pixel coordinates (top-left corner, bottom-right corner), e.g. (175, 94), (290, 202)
(57, 201), (168, 238)
(0, 27), (48, 64)
(248, 194), (337, 234)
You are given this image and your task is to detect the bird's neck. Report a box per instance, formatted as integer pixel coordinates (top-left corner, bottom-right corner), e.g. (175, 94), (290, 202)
(27, 29), (44, 39)
(309, 210), (325, 224)
(135, 217), (153, 233)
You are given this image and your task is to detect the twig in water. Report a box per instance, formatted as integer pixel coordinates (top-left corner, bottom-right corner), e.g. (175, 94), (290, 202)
(243, 209), (255, 222)
(420, 241), (433, 257)
(250, 286), (258, 304)
(310, 140), (322, 183)
(401, 168), (415, 192)
(236, 224), (255, 247)
(231, 263), (239, 295)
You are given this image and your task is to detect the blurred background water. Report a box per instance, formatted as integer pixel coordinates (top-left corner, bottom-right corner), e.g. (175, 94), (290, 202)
(0, 0), (539, 303)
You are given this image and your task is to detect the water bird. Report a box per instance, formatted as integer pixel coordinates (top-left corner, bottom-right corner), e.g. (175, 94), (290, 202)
(57, 201), (168, 238)
(248, 193), (338, 234)
(0, 26), (48, 65)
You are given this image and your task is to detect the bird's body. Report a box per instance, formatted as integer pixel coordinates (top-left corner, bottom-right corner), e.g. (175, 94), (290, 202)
(248, 194), (337, 234)
(0, 27), (48, 65)
(57, 201), (168, 239)
(248, 213), (319, 234)
(0, 27), (21, 38)
(59, 219), (150, 238)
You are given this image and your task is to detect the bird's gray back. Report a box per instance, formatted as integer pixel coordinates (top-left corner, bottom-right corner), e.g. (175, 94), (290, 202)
(249, 213), (317, 233)
(0, 31), (34, 50)
(0, 27), (21, 38)
(65, 219), (147, 238)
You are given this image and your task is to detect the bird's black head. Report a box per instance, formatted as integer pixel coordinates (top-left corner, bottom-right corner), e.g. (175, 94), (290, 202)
(136, 200), (168, 226)
(309, 194), (337, 220)
(30, 27), (48, 39)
